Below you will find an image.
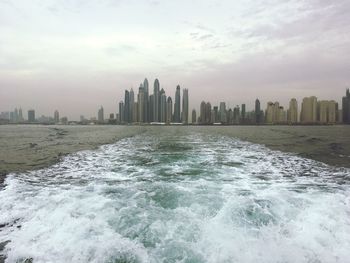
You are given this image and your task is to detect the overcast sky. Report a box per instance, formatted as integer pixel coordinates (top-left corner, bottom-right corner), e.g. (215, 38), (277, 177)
(0, 0), (349, 120)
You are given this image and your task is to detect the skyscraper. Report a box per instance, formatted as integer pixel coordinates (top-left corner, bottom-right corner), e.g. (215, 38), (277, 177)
(255, 99), (261, 124)
(98, 106), (104, 123)
(166, 97), (173, 124)
(54, 110), (59, 123)
(192, 109), (196, 124)
(160, 89), (167, 123)
(18, 108), (23, 122)
(174, 85), (181, 123)
(200, 101), (206, 124)
(124, 90), (130, 123)
(182, 88), (189, 124)
(288, 98), (298, 124)
(241, 104), (246, 123)
(219, 102), (226, 123)
(301, 96), (317, 123)
(153, 79), (160, 122)
(138, 84), (145, 123)
(28, 110), (35, 123)
(342, 88), (350, 124)
(149, 94), (154, 122)
(143, 78), (149, 123)
(119, 101), (125, 123)
(129, 88), (134, 123)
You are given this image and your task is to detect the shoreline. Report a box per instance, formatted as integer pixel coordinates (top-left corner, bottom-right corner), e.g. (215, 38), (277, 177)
(0, 125), (349, 185)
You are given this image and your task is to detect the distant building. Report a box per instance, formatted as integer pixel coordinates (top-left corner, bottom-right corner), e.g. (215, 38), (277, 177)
(301, 96), (317, 124)
(288, 98), (298, 124)
(255, 99), (261, 124)
(118, 101), (124, 123)
(166, 97), (173, 123)
(54, 110), (59, 123)
(241, 104), (246, 123)
(182, 88), (189, 124)
(153, 79), (160, 122)
(138, 84), (145, 123)
(143, 78), (149, 123)
(124, 90), (130, 123)
(192, 109), (196, 124)
(28, 110), (35, 123)
(98, 106), (104, 123)
(160, 89), (167, 123)
(129, 88), (134, 123)
(342, 88), (350, 124)
(219, 102), (227, 124)
(317, 100), (336, 124)
(174, 85), (181, 123)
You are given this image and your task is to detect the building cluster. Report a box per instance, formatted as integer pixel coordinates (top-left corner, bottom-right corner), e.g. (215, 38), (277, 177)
(0, 108), (68, 125)
(1, 86), (350, 125)
(117, 78), (189, 124)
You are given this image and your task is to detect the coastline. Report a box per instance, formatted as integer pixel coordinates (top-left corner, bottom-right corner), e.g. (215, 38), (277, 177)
(0, 125), (349, 186)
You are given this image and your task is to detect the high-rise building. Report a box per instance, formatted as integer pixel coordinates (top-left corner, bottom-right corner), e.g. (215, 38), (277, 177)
(182, 88), (189, 124)
(143, 78), (149, 123)
(219, 102), (226, 123)
(288, 98), (298, 124)
(153, 79), (160, 122)
(124, 90), (130, 123)
(129, 88), (134, 123)
(160, 89), (167, 123)
(255, 99), (261, 124)
(54, 110), (59, 123)
(138, 85), (145, 123)
(98, 106), (104, 123)
(192, 109), (196, 124)
(166, 97), (173, 124)
(342, 88), (350, 124)
(301, 96), (317, 123)
(119, 101), (125, 123)
(205, 102), (212, 124)
(318, 100), (337, 124)
(18, 108), (23, 122)
(28, 110), (35, 123)
(174, 85), (181, 123)
(200, 101), (206, 124)
(241, 104), (246, 123)
(149, 94), (154, 122)
(133, 102), (138, 122)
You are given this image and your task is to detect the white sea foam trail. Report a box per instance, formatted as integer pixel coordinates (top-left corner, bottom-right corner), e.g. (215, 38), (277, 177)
(0, 132), (350, 263)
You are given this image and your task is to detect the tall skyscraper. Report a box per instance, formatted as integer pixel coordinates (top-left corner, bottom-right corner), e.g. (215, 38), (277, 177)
(219, 102), (226, 123)
(205, 102), (212, 124)
(200, 101), (206, 124)
(255, 99), (261, 124)
(160, 88), (167, 123)
(98, 106), (104, 123)
(143, 78), (149, 123)
(18, 108), (23, 122)
(182, 88), (189, 124)
(301, 96), (317, 123)
(124, 90), (130, 123)
(153, 79), (160, 122)
(241, 104), (246, 123)
(166, 97), (173, 124)
(192, 109), (196, 124)
(149, 94), (154, 122)
(174, 85), (181, 123)
(342, 88), (350, 124)
(54, 110), (59, 123)
(138, 84), (145, 123)
(119, 101), (125, 123)
(129, 88), (134, 123)
(288, 98), (298, 124)
(28, 110), (35, 123)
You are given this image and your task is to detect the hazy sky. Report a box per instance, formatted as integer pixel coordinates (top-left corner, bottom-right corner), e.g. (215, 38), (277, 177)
(0, 0), (349, 120)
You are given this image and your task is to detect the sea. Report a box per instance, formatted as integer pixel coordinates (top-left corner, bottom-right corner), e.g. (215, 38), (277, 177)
(0, 128), (350, 262)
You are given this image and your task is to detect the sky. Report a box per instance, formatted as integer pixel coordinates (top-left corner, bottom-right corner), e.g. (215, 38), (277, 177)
(0, 0), (349, 120)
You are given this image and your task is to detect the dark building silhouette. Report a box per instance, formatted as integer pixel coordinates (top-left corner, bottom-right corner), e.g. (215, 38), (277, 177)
(342, 88), (350, 124)
(174, 85), (181, 123)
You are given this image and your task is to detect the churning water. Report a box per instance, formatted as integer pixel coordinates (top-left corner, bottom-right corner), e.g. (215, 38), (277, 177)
(1, 131), (350, 263)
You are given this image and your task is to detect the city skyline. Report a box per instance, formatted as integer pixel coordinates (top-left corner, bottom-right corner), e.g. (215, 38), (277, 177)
(2, 83), (349, 125)
(1, 0), (349, 120)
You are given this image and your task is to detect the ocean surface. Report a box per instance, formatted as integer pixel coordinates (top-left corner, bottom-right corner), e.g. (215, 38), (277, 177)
(1, 129), (350, 262)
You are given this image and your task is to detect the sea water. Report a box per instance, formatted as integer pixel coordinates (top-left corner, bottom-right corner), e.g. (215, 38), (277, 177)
(0, 131), (350, 262)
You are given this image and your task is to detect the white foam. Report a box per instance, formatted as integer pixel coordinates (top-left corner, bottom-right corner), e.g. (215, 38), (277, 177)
(1, 133), (350, 262)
